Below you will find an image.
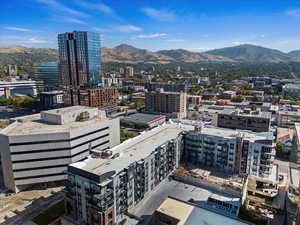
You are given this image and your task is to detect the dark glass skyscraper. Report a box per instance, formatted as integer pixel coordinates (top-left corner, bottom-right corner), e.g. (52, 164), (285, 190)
(58, 31), (102, 89)
(34, 62), (59, 91)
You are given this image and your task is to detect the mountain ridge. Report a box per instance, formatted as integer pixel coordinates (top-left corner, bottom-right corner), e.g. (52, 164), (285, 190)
(1, 44), (300, 67)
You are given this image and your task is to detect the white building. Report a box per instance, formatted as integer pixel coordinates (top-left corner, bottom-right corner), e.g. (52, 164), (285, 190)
(0, 79), (37, 98)
(0, 106), (120, 192)
(184, 126), (276, 180)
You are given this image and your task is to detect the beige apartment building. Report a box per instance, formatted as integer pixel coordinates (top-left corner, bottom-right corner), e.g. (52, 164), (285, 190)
(145, 89), (187, 119)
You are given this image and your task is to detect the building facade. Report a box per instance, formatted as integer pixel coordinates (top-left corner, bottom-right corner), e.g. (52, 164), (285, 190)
(58, 31), (102, 89)
(277, 111), (300, 128)
(62, 123), (276, 225)
(63, 123), (189, 225)
(58, 31), (102, 106)
(145, 89), (187, 119)
(125, 66), (134, 77)
(183, 126), (275, 179)
(122, 81), (188, 92)
(217, 109), (271, 132)
(291, 123), (300, 164)
(63, 88), (118, 109)
(0, 106), (120, 192)
(34, 62), (59, 91)
(39, 91), (64, 110)
(0, 80), (37, 98)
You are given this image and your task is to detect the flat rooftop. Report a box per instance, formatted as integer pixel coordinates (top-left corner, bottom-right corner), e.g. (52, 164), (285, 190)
(187, 125), (274, 142)
(278, 110), (300, 116)
(71, 123), (193, 180)
(123, 113), (165, 124)
(155, 197), (250, 225)
(1, 107), (109, 136)
(127, 180), (247, 225)
(220, 109), (271, 119)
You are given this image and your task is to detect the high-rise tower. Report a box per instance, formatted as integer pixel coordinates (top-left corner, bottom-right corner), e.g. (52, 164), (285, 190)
(58, 31), (102, 105)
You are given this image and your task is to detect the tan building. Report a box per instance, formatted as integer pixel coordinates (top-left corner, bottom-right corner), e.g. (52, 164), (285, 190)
(217, 109), (271, 132)
(291, 123), (300, 164)
(277, 110), (300, 128)
(149, 197), (251, 225)
(145, 89), (187, 119)
(125, 66), (134, 77)
(64, 88), (118, 109)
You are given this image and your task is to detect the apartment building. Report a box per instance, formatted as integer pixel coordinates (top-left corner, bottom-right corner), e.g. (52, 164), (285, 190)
(291, 123), (300, 164)
(39, 91), (64, 110)
(64, 88), (118, 109)
(62, 123), (191, 225)
(277, 110), (300, 128)
(0, 106), (120, 192)
(217, 109), (271, 132)
(145, 89), (187, 119)
(183, 126), (276, 179)
(282, 83), (300, 100)
(122, 81), (188, 92)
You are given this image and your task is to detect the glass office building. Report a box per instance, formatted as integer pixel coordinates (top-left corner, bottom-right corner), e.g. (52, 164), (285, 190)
(58, 31), (102, 89)
(34, 62), (59, 91)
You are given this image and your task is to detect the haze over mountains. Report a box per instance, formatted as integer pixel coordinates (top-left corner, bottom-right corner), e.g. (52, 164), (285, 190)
(1, 44), (300, 67)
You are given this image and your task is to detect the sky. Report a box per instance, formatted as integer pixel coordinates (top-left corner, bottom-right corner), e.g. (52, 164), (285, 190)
(1, 0), (300, 52)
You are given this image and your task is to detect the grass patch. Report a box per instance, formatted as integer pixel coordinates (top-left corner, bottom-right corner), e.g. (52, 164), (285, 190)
(32, 201), (64, 225)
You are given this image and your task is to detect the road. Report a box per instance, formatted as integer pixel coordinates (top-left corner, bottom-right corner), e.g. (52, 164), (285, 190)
(6, 192), (64, 225)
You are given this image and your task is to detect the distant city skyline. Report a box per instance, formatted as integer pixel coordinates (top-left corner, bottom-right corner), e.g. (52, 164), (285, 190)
(1, 0), (300, 52)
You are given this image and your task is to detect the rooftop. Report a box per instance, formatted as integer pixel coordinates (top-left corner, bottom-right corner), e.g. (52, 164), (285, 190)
(71, 123), (193, 182)
(278, 110), (300, 116)
(295, 123), (300, 145)
(1, 106), (109, 136)
(188, 125), (274, 142)
(122, 113), (166, 124)
(219, 109), (271, 119)
(153, 196), (251, 225)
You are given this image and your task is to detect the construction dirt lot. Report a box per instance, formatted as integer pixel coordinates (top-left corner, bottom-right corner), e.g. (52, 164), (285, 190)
(0, 186), (63, 217)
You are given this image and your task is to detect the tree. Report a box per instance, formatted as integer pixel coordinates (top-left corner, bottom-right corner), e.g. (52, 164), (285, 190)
(134, 122), (149, 130)
(250, 104), (257, 111)
(231, 95), (245, 102)
(194, 105), (199, 111)
(135, 101), (145, 109)
(120, 119), (134, 128)
(119, 100), (129, 106)
(276, 143), (290, 159)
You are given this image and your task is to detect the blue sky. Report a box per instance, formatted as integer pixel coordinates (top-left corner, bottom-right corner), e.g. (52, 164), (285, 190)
(1, 0), (300, 52)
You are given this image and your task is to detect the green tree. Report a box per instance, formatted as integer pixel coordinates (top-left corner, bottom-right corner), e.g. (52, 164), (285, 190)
(231, 95), (245, 102)
(134, 122), (149, 130)
(276, 143), (290, 159)
(119, 100), (129, 106)
(120, 119), (134, 128)
(250, 104), (257, 111)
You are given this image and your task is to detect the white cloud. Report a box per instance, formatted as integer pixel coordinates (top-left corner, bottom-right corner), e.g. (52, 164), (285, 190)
(0, 35), (48, 45)
(74, 0), (114, 14)
(115, 25), (142, 32)
(4, 27), (31, 32)
(26, 37), (48, 44)
(91, 27), (111, 32)
(98, 4), (113, 14)
(165, 39), (184, 42)
(61, 18), (86, 24)
(35, 0), (89, 17)
(141, 8), (176, 21)
(285, 8), (300, 17)
(136, 33), (167, 39)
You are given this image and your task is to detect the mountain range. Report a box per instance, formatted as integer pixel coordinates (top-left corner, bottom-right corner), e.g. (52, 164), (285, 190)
(1, 44), (300, 67)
